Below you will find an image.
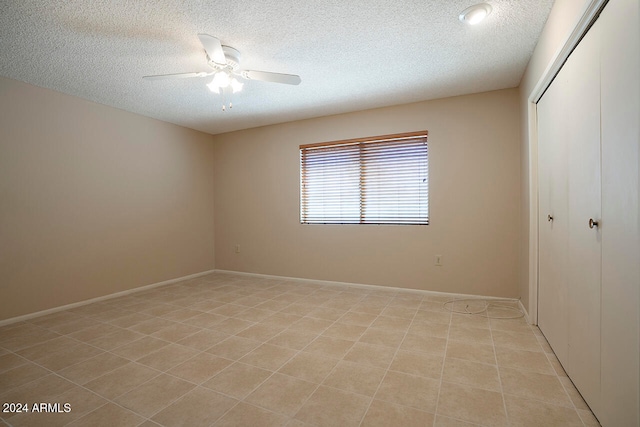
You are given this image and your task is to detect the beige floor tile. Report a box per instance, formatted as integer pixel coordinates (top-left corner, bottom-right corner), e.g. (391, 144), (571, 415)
(381, 305), (418, 319)
(375, 371), (439, 412)
(278, 352), (339, 384)
(234, 308), (276, 322)
(546, 352), (568, 377)
(0, 362), (49, 391)
(239, 344), (298, 371)
(46, 317), (103, 335)
(114, 373), (196, 417)
(536, 334), (556, 353)
(370, 316), (412, 332)
(443, 358), (501, 391)
(495, 346), (554, 374)
(151, 387), (237, 426)
(279, 303), (317, 316)
(401, 333), (447, 355)
(268, 329), (318, 350)
(176, 329), (230, 351)
(15, 336), (79, 361)
(350, 303), (385, 316)
(261, 313), (303, 328)
(446, 340), (496, 365)
(303, 336), (355, 358)
(492, 329), (542, 352)
(167, 352), (233, 384)
(504, 394), (583, 426)
(414, 310), (451, 325)
(436, 381), (507, 426)
(322, 360), (386, 396)
(35, 342), (104, 371)
(181, 312), (227, 328)
(434, 415), (483, 426)
(1, 329), (61, 352)
(419, 300), (450, 312)
(294, 386), (370, 427)
(287, 317), (333, 334)
(150, 323), (201, 342)
(558, 376), (590, 410)
(84, 362), (160, 399)
(128, 318), (176, 335)
(58, 352), (130, 384)
(214, 317), (255, 334)
(203, 362), (272, 398)
(362, 399), (435, 427)
(489, 317), (532, 333)
(407, 320), (450, 338)
(0, 353), (27, 374)
(343, 342), (396, 369)
(205, 336), (261, 360)
(7, 385), (108, 427)
(448, 325), (492, 345)
(338, 311), (378, 327)
(160, 308), (204, 322)
(107, 312), (153, 328)
(214, 402), (289, 426)
(211, 303), (247, 317)
(235, 324), (286, 341)
(246, 373), (317, 416)
(308, 307), (348, 321)
(450, 313), (490, 329)
(254, 299), (292, 312)
(321, 323), (367, 341)
(110, 336), (171, 361)
(358, 328), (404, 349)
(87, 327), (145, 351)
(67, 403), (145, 427)
(578, 408), (602, 426)
(390, 349), (443, 379)
(136, 343), (200, 371)
(1, 373), (75, 404)
(499, 366), (572, 407)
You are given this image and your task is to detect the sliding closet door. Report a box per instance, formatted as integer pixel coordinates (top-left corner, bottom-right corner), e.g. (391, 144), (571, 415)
(536, 77), (569, 366)
(537, 7), (602, 417)
(564, 20), (602, 413)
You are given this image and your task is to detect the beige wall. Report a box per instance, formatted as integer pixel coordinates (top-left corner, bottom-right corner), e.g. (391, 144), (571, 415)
(518, 0), (591, 314)
(213, 88), (521, 297)
(0, 76), (216, 321)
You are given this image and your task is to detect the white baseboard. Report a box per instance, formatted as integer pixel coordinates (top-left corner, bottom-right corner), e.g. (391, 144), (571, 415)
(214, 269), (520, 302)
(0, 269), (216, 327)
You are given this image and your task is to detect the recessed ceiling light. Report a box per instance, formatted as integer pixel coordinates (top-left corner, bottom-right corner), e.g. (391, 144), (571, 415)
(459, 3), (493, 25)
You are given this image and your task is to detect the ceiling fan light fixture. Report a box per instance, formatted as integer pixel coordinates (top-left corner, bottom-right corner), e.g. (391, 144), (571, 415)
(459, 3), (492, 25)
(230, 78), (243, 93)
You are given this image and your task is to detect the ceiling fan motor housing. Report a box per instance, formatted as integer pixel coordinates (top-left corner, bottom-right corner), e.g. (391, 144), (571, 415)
(208, 46), (241, 71)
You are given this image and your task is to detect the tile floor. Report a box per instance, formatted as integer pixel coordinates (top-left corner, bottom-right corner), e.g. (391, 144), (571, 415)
(0, 272), (600, 426)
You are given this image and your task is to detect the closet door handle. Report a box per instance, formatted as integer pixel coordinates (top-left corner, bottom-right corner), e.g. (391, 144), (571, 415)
(589, 218), (599, 229)
(547, 214), (553, 222)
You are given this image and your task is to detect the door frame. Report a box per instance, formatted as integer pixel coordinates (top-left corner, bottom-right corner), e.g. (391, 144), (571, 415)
(527, 0), (607, 323)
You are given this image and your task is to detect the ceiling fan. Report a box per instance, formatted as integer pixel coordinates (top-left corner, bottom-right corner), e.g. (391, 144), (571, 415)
(144, 34), (301, 109)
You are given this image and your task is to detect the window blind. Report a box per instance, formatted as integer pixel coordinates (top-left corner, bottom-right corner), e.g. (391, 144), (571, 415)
(300, 131), (429, 225)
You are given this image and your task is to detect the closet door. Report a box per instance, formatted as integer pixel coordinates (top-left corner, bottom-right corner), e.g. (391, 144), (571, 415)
(536, 75), (569, 366)
(537, 9), (602, 417)
(564, 20), (602, 414)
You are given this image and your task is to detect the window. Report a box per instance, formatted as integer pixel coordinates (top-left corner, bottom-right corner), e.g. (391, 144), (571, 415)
(300, 131), (429, 225)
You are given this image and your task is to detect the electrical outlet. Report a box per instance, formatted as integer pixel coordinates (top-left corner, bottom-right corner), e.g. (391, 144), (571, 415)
(235, 244), (241, 253)
(435, 255), (443, 266)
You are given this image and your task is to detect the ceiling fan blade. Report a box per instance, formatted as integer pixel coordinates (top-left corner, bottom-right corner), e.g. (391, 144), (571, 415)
(241, 70), (301, 85)
(197, 34), (226, 64)
(143, 72), (212, 80)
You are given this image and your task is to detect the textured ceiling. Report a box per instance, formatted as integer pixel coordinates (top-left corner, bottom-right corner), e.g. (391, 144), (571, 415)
(0, 0), (554, 135)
